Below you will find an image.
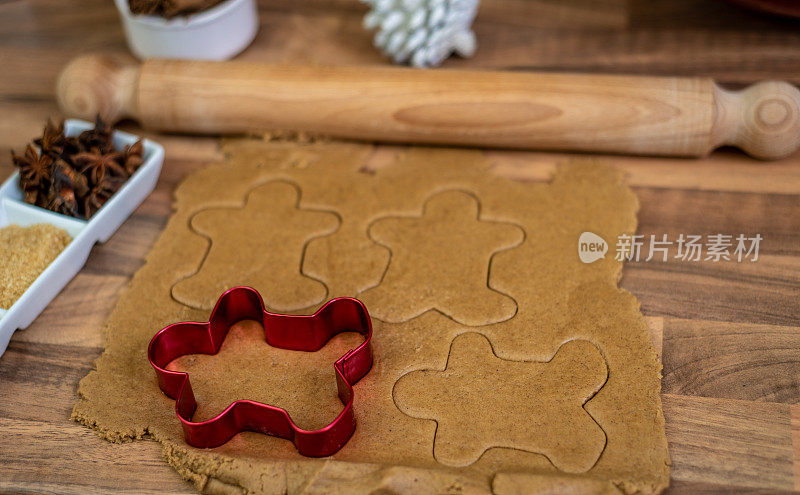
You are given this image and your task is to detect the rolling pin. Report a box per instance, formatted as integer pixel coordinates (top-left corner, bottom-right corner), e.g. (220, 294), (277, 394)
(56, 54), (800, 160)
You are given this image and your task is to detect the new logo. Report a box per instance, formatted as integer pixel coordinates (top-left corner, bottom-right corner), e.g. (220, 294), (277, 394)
(578, 232), (608, 264)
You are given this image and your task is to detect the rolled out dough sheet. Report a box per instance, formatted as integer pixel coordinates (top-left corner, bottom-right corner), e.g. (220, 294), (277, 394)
(73, 141), (669, 494)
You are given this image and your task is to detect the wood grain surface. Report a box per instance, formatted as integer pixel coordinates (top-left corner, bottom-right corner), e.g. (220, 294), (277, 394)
(0, 0), (799, 493)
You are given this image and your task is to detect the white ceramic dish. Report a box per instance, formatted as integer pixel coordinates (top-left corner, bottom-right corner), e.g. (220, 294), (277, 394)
(114, 0), (259, 60)
(0, 119), (164, 357)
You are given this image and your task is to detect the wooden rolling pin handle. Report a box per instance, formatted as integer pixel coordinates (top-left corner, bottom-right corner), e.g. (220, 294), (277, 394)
(57, 55), (800, 160)
(712, 81), (800, 160)
(57, 54), (140, 125)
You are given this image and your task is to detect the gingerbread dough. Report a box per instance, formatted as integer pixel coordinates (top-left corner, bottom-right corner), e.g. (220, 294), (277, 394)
(172, 181), (338, 311)
(360, 191), (523, 325)
(73, 141), (670, 494)
(393, 333), (607, 472)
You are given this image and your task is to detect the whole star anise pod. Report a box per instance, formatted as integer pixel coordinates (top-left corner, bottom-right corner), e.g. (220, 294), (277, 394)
(82, 180), (120, 219)
(53, 160), (89, 198)
(62, 135), (83, 158)
(77, 115), (114, 152)
(34, 119), (67, 159)
(45, 173), (80, 218)
(121, 139), (144, 175)
(11, 144), (53, 205)
(72, 147), (126, 185)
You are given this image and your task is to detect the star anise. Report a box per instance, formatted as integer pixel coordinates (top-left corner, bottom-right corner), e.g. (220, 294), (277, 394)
(82, 180), (119, 219)
(128, 0), (161, 15)
(53, 160), (89, 198)
(34, 119), (67, 159)
(77, 115), (113, 152)
(121, 139), (144, 175)
(11, 115), (141, 220)
(45, 174), (80, 217)
(72, 147), (126, 185)
(11, 144), (53, 205)
(62, 136), (83, 157)
(129, 0), (225, 18)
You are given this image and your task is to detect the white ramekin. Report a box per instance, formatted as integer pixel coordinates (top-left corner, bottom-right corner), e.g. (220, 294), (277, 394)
(113, 0), (259, 60)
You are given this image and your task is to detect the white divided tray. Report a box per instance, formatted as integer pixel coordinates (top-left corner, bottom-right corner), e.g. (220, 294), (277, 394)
(0, 119), (164, 356)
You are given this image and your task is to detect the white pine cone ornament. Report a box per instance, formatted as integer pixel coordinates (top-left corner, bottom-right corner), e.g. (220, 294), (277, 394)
(362, 0), (479, 68)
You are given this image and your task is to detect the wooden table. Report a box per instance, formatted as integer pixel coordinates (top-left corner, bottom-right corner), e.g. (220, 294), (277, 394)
(1, 1), (799, 493)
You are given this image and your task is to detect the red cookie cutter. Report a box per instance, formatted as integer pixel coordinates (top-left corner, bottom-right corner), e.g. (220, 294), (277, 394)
(148, 286), (373, 456)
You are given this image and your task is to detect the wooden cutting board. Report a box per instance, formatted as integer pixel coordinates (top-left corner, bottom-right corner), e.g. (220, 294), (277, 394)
(0, 0), (799, 493)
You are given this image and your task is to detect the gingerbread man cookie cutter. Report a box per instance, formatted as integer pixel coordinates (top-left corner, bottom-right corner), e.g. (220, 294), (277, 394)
(148, 286), (373, 456)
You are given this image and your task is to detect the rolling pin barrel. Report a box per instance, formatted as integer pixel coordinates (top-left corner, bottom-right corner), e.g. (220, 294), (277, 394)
(57, 54), (800, 160)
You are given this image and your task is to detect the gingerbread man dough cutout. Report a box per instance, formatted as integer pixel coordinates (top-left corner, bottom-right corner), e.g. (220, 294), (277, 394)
(359, 190), (524, 325)
(393, 333), (608, 473)
(172, 181), (339, 311)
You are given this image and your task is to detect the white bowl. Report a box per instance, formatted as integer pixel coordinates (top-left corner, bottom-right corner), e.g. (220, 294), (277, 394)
(0, 119), (165, 357)
(113, 0), (259, 60)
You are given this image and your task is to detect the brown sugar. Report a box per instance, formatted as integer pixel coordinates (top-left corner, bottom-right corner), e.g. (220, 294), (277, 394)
(0, 223), (71, 309)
